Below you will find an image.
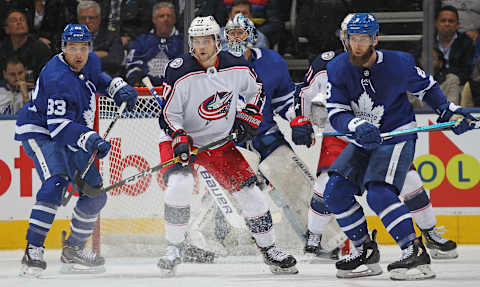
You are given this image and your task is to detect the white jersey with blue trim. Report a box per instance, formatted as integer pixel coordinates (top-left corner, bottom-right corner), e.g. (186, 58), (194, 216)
(161, 51), (265, 147)
(248, 48), (295, 135)
(14, 52), (110, 149)
(326, 49), (448, 145)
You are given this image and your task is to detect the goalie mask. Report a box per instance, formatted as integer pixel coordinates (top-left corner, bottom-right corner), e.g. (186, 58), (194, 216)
(346, 13), (379, 45)
(224, 13), (258, 57)
(188, 16), (222, 55)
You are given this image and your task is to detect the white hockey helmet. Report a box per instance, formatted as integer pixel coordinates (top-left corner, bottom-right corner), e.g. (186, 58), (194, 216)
(188, 16), (222, 54)
(224, 13), (258, 57)
(340, 13), (355, 51)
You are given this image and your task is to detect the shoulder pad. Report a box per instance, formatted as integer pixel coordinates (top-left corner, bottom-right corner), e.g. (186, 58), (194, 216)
(169, 58), (183, 69)
(321, 51), (335, 61)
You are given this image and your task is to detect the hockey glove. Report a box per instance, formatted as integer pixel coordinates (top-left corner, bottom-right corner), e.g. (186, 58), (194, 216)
(436, 102), (478, 135)
(231, 104), (263, 144)
(290, 115), (314, 147)
(78, 131), (112, 159)
(108, 77), (138, 111)
(172, 129), (195, 166)
(351, 119), (381, 150)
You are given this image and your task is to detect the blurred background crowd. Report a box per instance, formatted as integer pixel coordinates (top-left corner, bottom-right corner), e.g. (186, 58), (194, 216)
(1, 0), (480, 116)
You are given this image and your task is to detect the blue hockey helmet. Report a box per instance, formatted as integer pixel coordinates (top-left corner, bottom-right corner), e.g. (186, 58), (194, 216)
(347, 13), (379, 43)
(61, 24), (92, 49)
(224, 13), (258, 57)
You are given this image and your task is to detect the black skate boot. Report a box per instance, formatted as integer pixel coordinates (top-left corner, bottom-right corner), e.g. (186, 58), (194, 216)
(421, 226), (458, 259)
(387, 237), (435, 280)
(60, 231), (105, 274)
(157, 243), (182, 277)
(304, 230), (339, 260)
(335, 229), (382, 278)
(260, 245), (298, 274)
(20, 244), (47, 277)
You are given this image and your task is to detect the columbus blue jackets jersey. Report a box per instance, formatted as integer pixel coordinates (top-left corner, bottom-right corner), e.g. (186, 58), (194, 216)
(326, 49), (448, 145)
(14, 52), (110, 150)
(160, 51), (265, 147)
(248, 48), (295, 135)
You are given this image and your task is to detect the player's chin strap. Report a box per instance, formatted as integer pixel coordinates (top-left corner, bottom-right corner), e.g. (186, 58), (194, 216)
(80, 133), (237, 198)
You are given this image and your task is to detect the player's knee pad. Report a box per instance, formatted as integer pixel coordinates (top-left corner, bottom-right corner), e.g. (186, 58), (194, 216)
(399, 169), (424, 199)
(36, 175), (69, 206)
(163, 165), (193, 187)
(233, 184), (269, 217)
(76, 192), (107, 215)
(366, 181), (401, 214)
(310, 192), (331, 215)
(164, 172), (194, 206)
(323, 173), (358, 214)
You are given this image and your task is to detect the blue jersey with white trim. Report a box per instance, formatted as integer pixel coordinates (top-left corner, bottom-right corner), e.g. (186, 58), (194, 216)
(14, 52), (110, 149)
(326, 49), (448, 145)
(248, 48), (295, 136)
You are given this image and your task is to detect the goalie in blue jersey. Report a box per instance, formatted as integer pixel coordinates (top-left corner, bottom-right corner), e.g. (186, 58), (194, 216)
(323, 13), (477, 281)
(15, 24), (138, 277)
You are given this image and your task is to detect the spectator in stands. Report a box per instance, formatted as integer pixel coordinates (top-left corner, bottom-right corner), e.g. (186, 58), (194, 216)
(441, 0), (480, 34)
(78, 1), (123, 77)
(434, 5), (475, 85)
(220, 0), (269, 49)
(224, 0), (284, 48)
(0, 0), (35, 42)
(0, 57), (31, 115)
(0, 10), (52, 82)
(461, 57), (480, 107)
(125, 1), (183, 87)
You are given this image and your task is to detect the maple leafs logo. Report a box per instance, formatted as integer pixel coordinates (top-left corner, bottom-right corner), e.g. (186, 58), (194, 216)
(351, 92), (384, 126)
(83, 88), (96, 129)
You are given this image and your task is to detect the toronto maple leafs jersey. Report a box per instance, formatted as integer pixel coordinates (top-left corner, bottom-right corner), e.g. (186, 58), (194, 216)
(248, 48), (295, 136)
(14, 52), (111, 149)
(161, 51), (265, 147)
(326, 49), (448, 145)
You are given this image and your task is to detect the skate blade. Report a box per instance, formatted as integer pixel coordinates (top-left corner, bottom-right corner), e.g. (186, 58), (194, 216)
(336, 263), (383, 279)
(159, 266), (178, 278)
(269, 265), (299, 275)
(429, 248), (459, 259)
(389, 264), (436, 281)
(19, 264), (44, 278)
(60, 263), (106, 274)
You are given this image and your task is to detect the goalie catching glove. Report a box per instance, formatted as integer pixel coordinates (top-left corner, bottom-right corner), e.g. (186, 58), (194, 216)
(231, 104), (263, 144)
(172, 129), (195, 166)
(290, 115), (314, 147)
(436, 102), (478, 135)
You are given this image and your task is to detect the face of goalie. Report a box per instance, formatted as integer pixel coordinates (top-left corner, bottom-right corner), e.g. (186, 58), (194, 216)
(191, 35), (218, 67)
(348, 34), (377, 67)
(63, 42), (90, 72)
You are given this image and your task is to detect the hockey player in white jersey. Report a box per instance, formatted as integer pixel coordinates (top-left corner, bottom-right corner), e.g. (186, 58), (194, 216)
(14, 24), (138, 277)
(322, 13), (477, 280)
(156, 16), (297, 277)
(296, 14), (458, 262)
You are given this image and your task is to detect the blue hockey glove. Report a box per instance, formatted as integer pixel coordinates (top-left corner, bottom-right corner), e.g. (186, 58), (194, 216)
(79, 131), (111, 159)
(351, 120), (381, 150)
(108, 77), (138, 111)
(172, 129), (195, 166)
(231, 104), (263, 144)
(290, 115), (314, 147)
(436, 102), (478, 135)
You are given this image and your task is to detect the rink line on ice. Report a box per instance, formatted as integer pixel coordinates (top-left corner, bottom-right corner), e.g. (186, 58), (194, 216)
(2, 214), (480, 249)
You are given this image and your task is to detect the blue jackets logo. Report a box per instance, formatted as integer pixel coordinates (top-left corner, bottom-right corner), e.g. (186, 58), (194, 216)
(198, 91), (233, 120)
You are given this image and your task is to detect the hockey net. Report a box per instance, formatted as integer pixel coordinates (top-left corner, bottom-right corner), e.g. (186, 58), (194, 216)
(93, 89), (348, 258)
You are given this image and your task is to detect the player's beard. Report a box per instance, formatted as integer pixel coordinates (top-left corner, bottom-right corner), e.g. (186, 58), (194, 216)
(349, 46), (374, 67)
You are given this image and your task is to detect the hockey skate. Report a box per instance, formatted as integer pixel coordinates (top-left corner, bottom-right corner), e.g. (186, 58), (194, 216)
(60, 231), (105, 274)
(180, 241), (215, 263)
(387, 237), (435, 280)
(421, 226), (458, 259)
(335, 229), (382, 278)
(157, 244), (182, 277)
(20, 244), (47, 277)
(260, 245), (298, 275)
(304, 230), (339, 260)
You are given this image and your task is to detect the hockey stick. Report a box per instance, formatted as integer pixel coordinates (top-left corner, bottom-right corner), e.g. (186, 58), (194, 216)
(321, 120), (458, 139)
(61, 101), (127, 206)
(141, 76), (163, 106)
(100, 134), (236, 193)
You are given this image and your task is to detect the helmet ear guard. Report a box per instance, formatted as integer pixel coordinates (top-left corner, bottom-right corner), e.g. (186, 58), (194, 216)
(224, 13), (258, 57)
(188, 16), (222, 55)
(61, 24), (92, 51)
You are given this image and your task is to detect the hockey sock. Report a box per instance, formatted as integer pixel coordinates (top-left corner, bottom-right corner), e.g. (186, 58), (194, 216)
(324, 174), (368, 248)
(367, 182), (416, 249)
(308, 192), (332, 234)
(67, 207), (101, 247)
(403, 188), (436, 230)
(26, 201), (58, 247)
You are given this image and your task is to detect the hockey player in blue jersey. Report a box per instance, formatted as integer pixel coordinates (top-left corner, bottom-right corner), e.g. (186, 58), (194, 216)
(297, 14), (459, 262)
(213, 13), (316, 247)
(15, 24), (138, 277)
(323, 13), (477, 280)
